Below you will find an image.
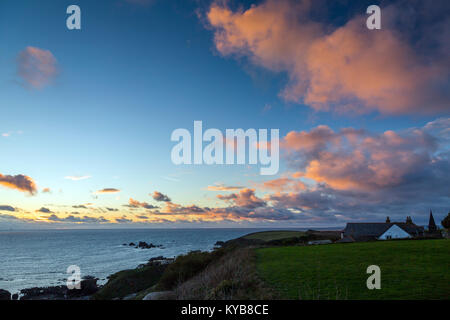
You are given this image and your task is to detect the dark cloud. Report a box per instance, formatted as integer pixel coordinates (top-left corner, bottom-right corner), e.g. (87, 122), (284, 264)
(127, 198), (159, 209)
(36, 207), (52, 213)
(0, 173), (37, 195)
(47, 214), (109, 223)
(0, 205), (15, 212)
(152, 191), (171, 202)
(116, 217), (132, 223)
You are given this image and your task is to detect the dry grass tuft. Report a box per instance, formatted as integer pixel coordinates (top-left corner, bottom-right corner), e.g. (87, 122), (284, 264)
(175, 248), (275, 300)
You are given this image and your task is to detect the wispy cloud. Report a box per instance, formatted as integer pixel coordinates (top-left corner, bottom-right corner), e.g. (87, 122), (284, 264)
(94, 188), (121, 195)
(206, 183), (245, 191)
(65, 175), (91, 181)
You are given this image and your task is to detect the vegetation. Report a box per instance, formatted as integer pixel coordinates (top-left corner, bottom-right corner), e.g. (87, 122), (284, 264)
(442, 212), (450, 229)
(255, 239), (450, 300)
(242, 230), (306, 242)
(92, 263), (166, 300)
(156, 249), (225, 290)
(174, 248), (274, 299)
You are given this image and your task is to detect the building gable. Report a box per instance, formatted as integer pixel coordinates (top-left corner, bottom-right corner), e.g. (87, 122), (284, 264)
(378, 224), (411, 240)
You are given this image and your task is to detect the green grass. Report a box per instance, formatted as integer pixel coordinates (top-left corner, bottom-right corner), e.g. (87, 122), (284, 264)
(255, 239), (450, 300)
(242, 230), (306, 242)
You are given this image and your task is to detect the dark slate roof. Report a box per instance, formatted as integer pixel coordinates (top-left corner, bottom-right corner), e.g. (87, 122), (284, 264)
(343, 222), (424, 240)
(343, 223), (392, 240)
(395, 223), (424, 235)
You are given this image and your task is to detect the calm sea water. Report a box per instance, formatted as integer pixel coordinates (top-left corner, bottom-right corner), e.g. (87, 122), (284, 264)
(0, 228), (270, 293)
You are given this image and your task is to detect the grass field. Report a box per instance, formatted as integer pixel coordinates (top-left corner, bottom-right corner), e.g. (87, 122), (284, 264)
(242, 230), (306, 242)
(255, 239), (450, 299)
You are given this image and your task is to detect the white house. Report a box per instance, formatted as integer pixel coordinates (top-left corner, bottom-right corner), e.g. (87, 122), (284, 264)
(377, 224), (411, 240)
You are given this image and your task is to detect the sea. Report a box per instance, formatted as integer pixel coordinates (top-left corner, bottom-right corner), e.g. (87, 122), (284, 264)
(0, 228), (276, 294)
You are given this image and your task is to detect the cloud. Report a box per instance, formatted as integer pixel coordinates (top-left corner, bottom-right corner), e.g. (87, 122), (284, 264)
(17, 46), (58, 89)
(106, 207), (119, 212)
(206, 183), (245, 191)
(42, 188), (51, 193)
(206, 0), (450, 114)
(217, 188), (266, 209)
(282, 122), (444, 192)
(258, 177), (306, 192)
(116, 216), (133, 223)
(152, 191), (171, 202)
(72, 205), (88, 209)
(127, 198), (159, 209)
(0, 173), (37, 195)
(36, 207), (52, 213)
(65, 175), (91, 181)
(94, 188), (120, 194)
(47, 214), (110, 224)
(0, 206), (15, 212)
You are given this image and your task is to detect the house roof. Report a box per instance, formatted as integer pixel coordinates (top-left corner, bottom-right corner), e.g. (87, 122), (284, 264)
(344, 223), (392, 240)
(394, 223), (424, 235)
(344, 222), (424, 240)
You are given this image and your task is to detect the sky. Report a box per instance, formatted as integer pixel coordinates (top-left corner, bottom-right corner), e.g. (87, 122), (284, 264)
(0, 0), (449, 229)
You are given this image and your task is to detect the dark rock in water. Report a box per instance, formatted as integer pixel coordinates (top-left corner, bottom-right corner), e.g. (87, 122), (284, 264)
(137, 241), (159, 249)
(20, 276), (98, 300)
(80, 276), (98, 295)
(0, 289), (11, 300)
(129, 242), (135, 246)
(214, 241), (225, 247)
(20, 286), (67, 300)
(11, 293), (18, 300)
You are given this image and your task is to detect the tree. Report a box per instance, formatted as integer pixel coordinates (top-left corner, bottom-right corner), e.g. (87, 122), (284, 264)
(441, 212), (450, 229)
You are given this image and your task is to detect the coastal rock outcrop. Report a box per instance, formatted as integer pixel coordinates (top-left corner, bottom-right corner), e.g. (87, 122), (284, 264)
(142, 291), (174, 300)
(20, 276), (99, 300)
(123, 241), (163, 249)
(0, 289), (11, 300)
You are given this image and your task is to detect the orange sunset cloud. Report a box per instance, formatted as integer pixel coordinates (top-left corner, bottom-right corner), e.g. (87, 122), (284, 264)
(207, 0), (449, 114)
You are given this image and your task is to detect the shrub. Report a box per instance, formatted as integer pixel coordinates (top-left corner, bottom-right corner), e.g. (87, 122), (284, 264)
(156, 250), (225, 290)
(92, 263), (167, 300)
(174, 248), (275, 300)
(441, 213), (450, 229)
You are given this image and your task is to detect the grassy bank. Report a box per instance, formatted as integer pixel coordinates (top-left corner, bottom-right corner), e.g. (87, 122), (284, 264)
(256, 239), (450, 299)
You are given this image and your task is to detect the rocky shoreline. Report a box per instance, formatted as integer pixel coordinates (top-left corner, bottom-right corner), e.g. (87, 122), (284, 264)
(0, 237), (174, 300)
(0, 255), (176, 300)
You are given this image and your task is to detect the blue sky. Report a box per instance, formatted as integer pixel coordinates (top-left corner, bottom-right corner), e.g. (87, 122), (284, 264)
(0, 0), (449, 228)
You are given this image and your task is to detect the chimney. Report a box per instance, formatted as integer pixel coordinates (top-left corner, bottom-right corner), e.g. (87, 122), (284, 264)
(386, 216), (391, 223)
(406, 216), (413, 224)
